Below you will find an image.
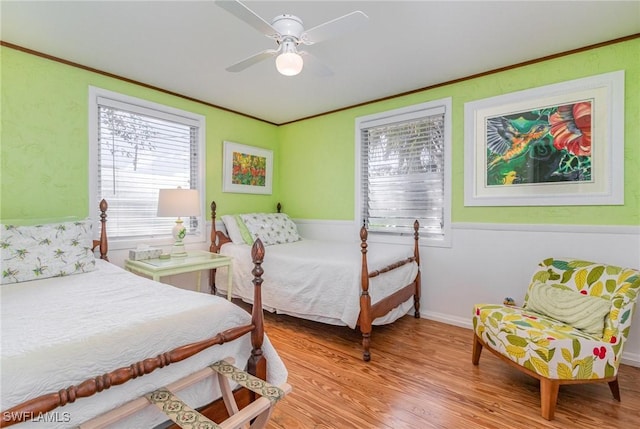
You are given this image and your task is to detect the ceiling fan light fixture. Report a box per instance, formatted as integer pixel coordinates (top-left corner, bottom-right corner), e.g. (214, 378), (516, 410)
(276, 39), (303, 76)
(276, 51), (303, 76)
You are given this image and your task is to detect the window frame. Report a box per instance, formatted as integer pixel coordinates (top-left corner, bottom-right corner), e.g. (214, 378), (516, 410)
(355, 98), (452, 248)
(88, 86), (206, 250)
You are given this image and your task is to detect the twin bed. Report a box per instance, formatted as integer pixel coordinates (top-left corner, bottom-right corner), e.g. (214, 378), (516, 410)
(0, 201), (288, 428)
(208, 201), (422, 362)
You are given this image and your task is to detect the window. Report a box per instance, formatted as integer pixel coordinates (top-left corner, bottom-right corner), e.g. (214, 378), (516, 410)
(356, 98), (452, 247)
(89, 87), (206, 249)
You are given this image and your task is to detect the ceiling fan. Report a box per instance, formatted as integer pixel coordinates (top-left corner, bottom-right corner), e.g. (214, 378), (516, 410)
(215, 0), (369, 76)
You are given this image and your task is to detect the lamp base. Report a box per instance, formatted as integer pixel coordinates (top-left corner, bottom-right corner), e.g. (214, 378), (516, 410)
(170, 219), (188, 258)
(170, 241), (188, 258)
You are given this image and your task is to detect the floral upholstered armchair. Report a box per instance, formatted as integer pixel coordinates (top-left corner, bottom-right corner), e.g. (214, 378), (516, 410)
(472, 257), (640, 420)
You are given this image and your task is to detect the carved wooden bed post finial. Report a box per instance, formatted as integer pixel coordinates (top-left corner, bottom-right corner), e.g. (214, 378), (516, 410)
(276, 202), (282, 213)
(98, 199), (109, 261)
(249, 238), (267, 381)
(359, 221), (372, 361)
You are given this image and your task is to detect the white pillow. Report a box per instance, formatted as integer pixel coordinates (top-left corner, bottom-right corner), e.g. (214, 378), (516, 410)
(239, 213), (300, 246)
(525, 281), (611, 337)
(1, 219), (97, 284)
(221, 215), (245, 244)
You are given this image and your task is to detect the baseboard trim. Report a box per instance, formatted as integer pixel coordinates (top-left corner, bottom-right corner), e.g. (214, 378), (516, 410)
(420, 311), (640, 368)
(620, 352), (640, 368)
(422, 310), (472, 330)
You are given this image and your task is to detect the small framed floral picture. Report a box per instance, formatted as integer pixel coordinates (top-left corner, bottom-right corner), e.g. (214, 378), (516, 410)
(222, 141), (273, 195)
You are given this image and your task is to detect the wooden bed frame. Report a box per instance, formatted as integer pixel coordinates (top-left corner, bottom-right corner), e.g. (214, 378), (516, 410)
(0, 199), (275, 428)
(208, 201), (422, 362)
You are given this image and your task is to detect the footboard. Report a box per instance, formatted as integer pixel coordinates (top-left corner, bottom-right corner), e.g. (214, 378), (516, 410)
(358, 220), (421, 361)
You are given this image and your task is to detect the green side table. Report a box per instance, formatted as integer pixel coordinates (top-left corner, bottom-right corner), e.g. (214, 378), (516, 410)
(125, 250), (233, 299)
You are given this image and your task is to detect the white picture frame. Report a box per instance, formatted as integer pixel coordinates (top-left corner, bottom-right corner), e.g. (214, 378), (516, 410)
(463, 70), (624, 206)
(222, 141), (273, 195)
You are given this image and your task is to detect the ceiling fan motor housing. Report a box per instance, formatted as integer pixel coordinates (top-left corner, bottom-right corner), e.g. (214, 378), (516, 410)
(271, 14), (304, 40)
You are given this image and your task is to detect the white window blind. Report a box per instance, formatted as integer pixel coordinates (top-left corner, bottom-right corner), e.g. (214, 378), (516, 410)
(89, 88), (205, 246)
(357, 99), (451, 246)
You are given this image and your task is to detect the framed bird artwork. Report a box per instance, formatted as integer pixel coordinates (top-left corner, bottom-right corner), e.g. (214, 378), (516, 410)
(463, 70), (624, 206)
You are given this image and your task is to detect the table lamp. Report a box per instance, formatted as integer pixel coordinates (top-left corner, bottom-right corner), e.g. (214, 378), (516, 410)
(157, 188), (200, 257)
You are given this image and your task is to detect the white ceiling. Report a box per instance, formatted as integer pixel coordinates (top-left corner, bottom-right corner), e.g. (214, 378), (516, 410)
(2, 1), (639, 125)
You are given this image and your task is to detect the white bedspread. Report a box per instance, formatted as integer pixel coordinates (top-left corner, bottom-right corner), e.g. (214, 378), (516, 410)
(218, 239), (419, 328)
(0, 260), (287, 428)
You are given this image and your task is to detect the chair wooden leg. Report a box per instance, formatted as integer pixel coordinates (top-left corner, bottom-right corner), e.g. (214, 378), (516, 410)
(540, 378), (560, 420)
(608, 378), (621, 401)
(472, 333), (483, 365)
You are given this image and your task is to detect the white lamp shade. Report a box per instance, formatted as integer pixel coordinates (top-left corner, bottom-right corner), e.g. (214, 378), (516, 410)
(157, 188), (201, 217)
(276, 52), (303, 76)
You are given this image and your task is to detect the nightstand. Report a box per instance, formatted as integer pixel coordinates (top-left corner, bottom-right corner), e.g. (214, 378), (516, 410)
(124, 250), (233, 299)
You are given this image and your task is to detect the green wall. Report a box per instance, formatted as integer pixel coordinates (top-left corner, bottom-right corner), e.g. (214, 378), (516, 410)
(0, 47), (279, 220)
(2, 38), (639, 226)
(278, 38), (640, 225)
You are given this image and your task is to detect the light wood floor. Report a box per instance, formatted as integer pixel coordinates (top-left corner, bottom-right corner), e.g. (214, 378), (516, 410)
(261, 312), (640, 429)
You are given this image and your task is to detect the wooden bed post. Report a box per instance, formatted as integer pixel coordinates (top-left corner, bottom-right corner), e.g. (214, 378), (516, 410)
(208, 200), (235, 294)
(249, 238), (267, 382)
(359, 222), (372, 362)
(413, 220), (421, 318)
(209, 201), (218, 295)
(209, 201), (219, 254)
(97, 199), (109, 261)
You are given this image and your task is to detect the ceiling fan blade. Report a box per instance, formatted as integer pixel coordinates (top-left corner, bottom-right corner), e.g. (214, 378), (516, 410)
(299, 51), (333, 77)
(215, 0), (279, 38)
(302, 11), (369, 45)
(226, 49), (278, 72)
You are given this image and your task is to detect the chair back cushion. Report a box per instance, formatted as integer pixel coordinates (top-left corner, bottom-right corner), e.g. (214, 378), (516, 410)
(525, 281), (611, 336)
(524, 258), (640, 355)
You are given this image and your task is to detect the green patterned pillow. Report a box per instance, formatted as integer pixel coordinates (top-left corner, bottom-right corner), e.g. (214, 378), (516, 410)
(525, 281), (611, 337)
(1, 219), (96, 284)
(239, 213), (300, 246)
(234, 215), (254, 245)
(221, 215), (244, 244)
